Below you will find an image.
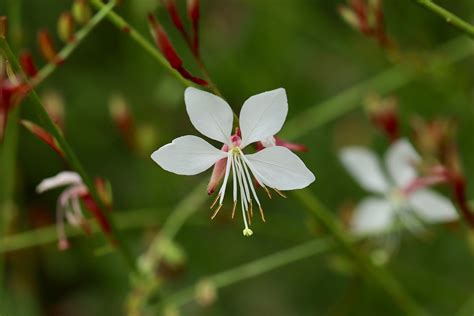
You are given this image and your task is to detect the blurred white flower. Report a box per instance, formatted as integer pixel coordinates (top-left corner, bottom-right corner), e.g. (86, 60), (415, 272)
(151, 87), (315, 236)
(37, 171), (89, 250)
(339, 139), (458, 236)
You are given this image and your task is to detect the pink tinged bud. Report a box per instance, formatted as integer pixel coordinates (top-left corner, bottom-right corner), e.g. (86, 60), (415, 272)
(186, 0), (200, 55)
(58, 239), (70, 251)
(0, 16), (7, 39)
(57, 11), (76, 43)
(148, 14), (207, 86)
(20, 120), (64, 157)
(42, 90), (65, 129)
(38, 30), (62, 65)
(208, 144), (229, 195)
(19, 51), (38, 78)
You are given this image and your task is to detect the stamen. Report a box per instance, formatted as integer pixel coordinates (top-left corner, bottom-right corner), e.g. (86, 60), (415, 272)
(211, 204), (223, 219)
(264, 186), (272, 199)
(231, 200), (237, 219)
(239, 154), (262, 207)
(210, 193), (221, 209)
(249, 199), (254, 218)
(273, 188), (287, 198)
(259, 205), (266, 222)
(218, 153), (233, 205)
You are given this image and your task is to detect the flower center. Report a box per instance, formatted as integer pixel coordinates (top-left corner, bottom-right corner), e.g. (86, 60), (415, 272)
(210, 147), (267, 236)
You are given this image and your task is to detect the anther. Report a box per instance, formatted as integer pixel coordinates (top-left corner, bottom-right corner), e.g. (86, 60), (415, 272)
(264, 186), (272, 199)
(259, 205), (266, 222)
(273, 188), (287, 198)
(209, 193), (221, 209)
(211, 204), (223, 219)
(231, 200), (237, 219)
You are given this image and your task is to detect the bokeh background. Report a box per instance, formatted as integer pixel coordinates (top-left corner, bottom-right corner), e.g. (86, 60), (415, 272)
(1, 0), (474, 315)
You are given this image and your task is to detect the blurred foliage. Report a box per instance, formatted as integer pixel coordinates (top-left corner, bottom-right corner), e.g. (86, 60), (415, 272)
(1, 0), (474, 315)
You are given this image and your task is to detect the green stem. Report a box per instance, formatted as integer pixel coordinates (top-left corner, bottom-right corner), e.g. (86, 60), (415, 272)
(283, 36), (474, 141)
(412, 0), (474, 40)
(88, 0), (190, 87)
(0, 2), (137, 273)
(31, 0), (117, 86)
(294, 190), (426, 315)
(158, 237), (334, 309)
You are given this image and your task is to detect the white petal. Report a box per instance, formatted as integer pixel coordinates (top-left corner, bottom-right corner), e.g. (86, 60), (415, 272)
(352, 197), (394, 235)
(385, 138), (421, 188)
(239, 88), (288, 148)
(245, 146), (315, 190)
(184, 87), (233, 144)
(36, 171), (82, 194)
(339, 148), (390, 194)
(151, 135), (226, 175)
(408, 189), (459, 223)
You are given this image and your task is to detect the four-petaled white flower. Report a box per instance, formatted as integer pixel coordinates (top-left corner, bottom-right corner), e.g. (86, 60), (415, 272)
(339, 139), (458, 235)
(37, 171), (89, 250)
(151, 87), (315, 236)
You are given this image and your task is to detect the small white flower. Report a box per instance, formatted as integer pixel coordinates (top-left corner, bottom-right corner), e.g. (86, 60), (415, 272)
(37, 171), (89, 250)
(339, 139), (458, 236)
(151, 87), (315, 236)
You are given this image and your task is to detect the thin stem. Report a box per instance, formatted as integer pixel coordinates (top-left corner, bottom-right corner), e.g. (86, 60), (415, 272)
(0, 7), (137, 273)
(88, 0), (190, 87)
(31, 0), (117, 86)
(412, 0), (474, 40)
(294, 190), (426, 316)
(282, 36), (474, 141)
(158, 237), (334, 309)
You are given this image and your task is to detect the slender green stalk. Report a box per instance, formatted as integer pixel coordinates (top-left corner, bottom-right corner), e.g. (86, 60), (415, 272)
(31, 0), (117, 86)
(412, 0), (474, 40)
(283, 36), (474, 140)
(0, 207), (169, 253)
(88, 0), (190, 87)
(158, 237), (334, 309)
(294, 190), (426, 315)
(0, 3), (137, 272)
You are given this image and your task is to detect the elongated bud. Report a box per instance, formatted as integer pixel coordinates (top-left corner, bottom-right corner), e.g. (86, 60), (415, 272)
(109, 94), (135, 148)
(38, 30), (61, 64)
(20, 120), (64, 157)
(95, 177), (113, 210)
(148, 14), (207, 86)
(42, 90), (65, 129)
(0, 16), (7, 39)
(80, 192), (112, 236)
(57, 11), (75, 43)
(364, 94), (398, 142)
(19, 51), (38, 78)
(187, 0), (200, 55)
(165, 0), (190, 40)
(338, 6), (360, 31)
(72, 0), (92, 25)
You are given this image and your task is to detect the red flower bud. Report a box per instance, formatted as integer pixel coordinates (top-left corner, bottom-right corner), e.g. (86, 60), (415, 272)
(20, 120), (64, 157)
(38, 30), (62, 65)
(187, 0), (200, 55)
(80, 191), (112, 237)
(165, 0), (189, 40)
(19, 51), (38, 78)
(148, 14), (207, 86)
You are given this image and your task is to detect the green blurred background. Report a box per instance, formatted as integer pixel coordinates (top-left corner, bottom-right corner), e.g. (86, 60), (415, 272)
(1, 0), (474, 315)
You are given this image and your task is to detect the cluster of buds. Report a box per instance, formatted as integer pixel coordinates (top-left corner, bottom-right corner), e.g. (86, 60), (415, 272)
(338, 0), (393, 49)
(36, 171), (113, 250)
(412, 117), (474, 228)
(147, 0), (207, 86)
(364, 93), (399, 142)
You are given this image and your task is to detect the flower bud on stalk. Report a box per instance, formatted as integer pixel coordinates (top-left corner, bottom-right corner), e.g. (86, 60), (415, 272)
(20, 120), (64, 157)
(0, 16), (7, 39)
(72, 0), (92, 25)
(187, 0), (200, 55)
(38, 30), (63, 65)
(164, 0), (190, 41)
(147, 14), (207, 86)
(364, 94), (399, 142)
(57, 11), (76, 43)
(109, 94), (136, 149)
(42, 90), (66, 129)
(19, 51), (39, 78)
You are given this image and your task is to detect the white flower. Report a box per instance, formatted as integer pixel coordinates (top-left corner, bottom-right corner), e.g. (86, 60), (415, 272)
(37, 171), (89, 250)
(339, 139), (458, 236)
(151, 87), (315, 236)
